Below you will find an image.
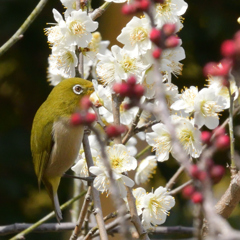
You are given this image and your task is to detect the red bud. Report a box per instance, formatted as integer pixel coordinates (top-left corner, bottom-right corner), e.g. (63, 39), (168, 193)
(201, 131), (212, 145)
(191, 192), (203, 204)
(215, 135), (230, 150)
(149, 28), (161, 44)
(152, 47), (162, 59)
(164, 35), (180, 48)
(80, 96), (92, 110)
(210, 165), (225, 184)
(71, 113), (84, 126)
(182, 185), (195, 199)
(121, 3), (136, 15)
(127, 76), (137, 86)
(84, 112), (97, 124)
(162, 23), (176, 36)
(221, 40), (236, 58)
(133, 84), (145, 98)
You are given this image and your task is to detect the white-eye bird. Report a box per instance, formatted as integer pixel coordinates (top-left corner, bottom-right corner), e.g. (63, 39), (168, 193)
(31, 78), (94, 222)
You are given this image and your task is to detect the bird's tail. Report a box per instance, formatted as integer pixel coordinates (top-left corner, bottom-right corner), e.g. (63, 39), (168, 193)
(42, 176), (62, 223)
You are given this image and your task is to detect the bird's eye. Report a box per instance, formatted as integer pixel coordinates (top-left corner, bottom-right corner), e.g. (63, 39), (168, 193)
(73, 84), (83, 95)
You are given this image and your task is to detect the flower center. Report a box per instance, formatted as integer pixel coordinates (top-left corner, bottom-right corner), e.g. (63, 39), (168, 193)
(181, 87), (198, 107)
(201, 100), (222, 117)
(120, 54), (137, 73)
(156, 0), (175, 15)
(89, 32), (101, 52)
(178, 129), (194, 151)
(130, 27), (148, 45)
(97, 62), (115, 85)
(69, 20), (86, 36)
(111, 158), (123, 169)
(149, 197), (168, 219)
(153, 133), (171, 154)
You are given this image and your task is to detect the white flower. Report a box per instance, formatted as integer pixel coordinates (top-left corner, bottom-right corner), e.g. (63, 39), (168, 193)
(207, 75), (238, 109)
(62, 9), (98, 47)
(135, 156), (157, 185)
(142, 187), (175, 228)
(125, 137), (138, 156)
(117, 16), (152, 57)
(102, 98), (139, 125)
(90, 79), (112, 109)
(171, 86), (198, 113)
(60, 0), (77, 17)
(154, 0), (188, 31)
(71, 153), (89, 178)
(160, 45), (185, 82)
(194, 88), (227, 129)
(96, 51), (120, 87)
(49, 45), (78, 78)
(146, 117), (202, 161)
(146, 123), (172, 162)
(125, 187), (147, 216)
(173, 118), (202, 159)
(86, 32), (110, 63)
(44, 9), (66, 47)
(89, 144), (137, 197)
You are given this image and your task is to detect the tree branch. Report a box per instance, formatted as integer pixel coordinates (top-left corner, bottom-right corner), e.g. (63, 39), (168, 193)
(9, 191), (86, 240)
(0, 0), (49, 57)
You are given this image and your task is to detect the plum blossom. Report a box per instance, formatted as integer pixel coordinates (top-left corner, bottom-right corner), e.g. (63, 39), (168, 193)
(89, 144), (137, 197)
(194, 88), (227, 129)
(171, 86), (198, 113)
(154, 0), (188, 31)
(146, 117), (202, 161)
(135, 156), (157, 185)
(142, 187), (175, 229)
(117, 16), (152, 57)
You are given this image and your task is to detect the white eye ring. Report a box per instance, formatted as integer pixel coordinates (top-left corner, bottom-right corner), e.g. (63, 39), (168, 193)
(73, 84), (83, 95)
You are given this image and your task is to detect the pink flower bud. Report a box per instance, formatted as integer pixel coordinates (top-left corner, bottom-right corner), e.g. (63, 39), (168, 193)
(84, 112), (97, 124)
(210, 165), (225, 184)
(152, 47), (162, 59)
(164, 35), (180, 48)
(136, 0), (150, 11)
(105, 124), (126, 138)
(221, 40), (236, 58)
(182, 185), (195, 199)
(127, 76), (137, 86)
(190, 164), (199, 178)
(191, 192), (203, 204)
(71, 113), (83, 126)
(203, 59), (232, 77)
(215, 135), (230, 150)
(213, 126), (225, 138)
(121, 3), (136, 15)
(113, 82), (130, 97)
(162, 23), (176, 36)
(149, 28), (161, 44)
(201, 131), (212, 145)
(80, 96), (92, 110)
(133, 84), (145, 98)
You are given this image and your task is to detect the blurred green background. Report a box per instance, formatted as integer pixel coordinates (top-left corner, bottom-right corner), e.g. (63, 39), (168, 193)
(1, 0), (240, 239)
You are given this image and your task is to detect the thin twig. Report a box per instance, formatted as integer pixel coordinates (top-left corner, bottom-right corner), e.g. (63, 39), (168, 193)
(228, 89), (235, 167)
(169, 180), (193, 195)
(165, 165), (185, 190)
(83, 131), (108, 240)
(135, 145), (151, 160)
(134, 120), (161, 134)
(0, 0), (49, 57)
(70, 187), (92, 240)
(90, 2), (112, 21)
(9, 191), (87, 240)
(122, 106), (143, 145)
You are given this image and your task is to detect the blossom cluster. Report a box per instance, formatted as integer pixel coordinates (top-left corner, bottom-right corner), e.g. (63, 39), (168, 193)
(45, 0), (237, 231)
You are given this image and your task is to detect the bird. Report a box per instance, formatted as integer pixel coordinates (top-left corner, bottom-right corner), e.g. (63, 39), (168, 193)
(31, 78), (94, 222)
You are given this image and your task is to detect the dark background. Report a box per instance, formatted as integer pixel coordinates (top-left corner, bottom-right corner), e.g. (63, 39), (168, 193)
(1, 0), (240, 239)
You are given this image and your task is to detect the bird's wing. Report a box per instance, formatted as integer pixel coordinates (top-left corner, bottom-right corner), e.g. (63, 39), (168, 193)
(31, 121), (54, 187)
